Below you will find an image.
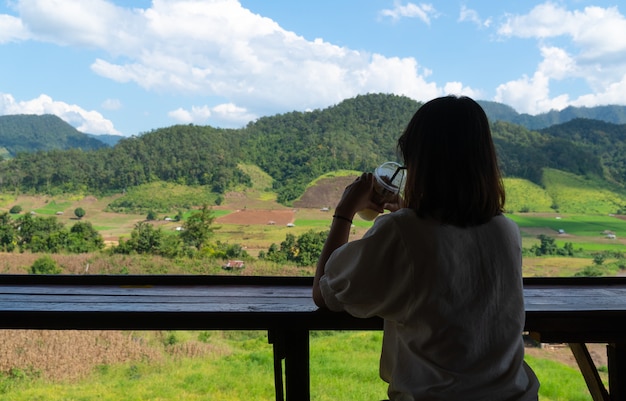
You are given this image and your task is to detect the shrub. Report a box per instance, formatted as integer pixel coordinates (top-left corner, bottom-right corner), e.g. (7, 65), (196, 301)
(29, 255), (62, 275)
(9, 205), (22, 214)
(74, 207), (86, 219)
(146, 210), (158, 221)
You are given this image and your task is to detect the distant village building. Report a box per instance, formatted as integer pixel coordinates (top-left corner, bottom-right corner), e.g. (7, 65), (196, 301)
(602, 230), (616, 239)
(222, 260), (245, 270)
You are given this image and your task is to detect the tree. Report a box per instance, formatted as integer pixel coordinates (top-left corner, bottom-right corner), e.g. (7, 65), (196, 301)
(9, 205), (22, 214)
(0, 212), (17, 252)
(262, 230), (327, 266)
(180, 204), (216, 250)
(115, 222), (163, 254)
(146, 210), (158, 221)
(68, 221), (104, 253)
(74, 207), (86, 219)
(293, 230), (327, 266)
(533, 234), (558, 256)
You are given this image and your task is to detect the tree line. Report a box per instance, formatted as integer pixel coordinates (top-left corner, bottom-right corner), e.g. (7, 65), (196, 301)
(2, 94), (626, 205)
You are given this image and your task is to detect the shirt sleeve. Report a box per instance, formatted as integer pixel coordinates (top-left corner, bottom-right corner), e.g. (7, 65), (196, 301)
(319, 213), (414, 320)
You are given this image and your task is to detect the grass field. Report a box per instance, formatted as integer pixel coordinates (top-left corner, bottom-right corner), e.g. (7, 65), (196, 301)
(0, 331), (599, 401)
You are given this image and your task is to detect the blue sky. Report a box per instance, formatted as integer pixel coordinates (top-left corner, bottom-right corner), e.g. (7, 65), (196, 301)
(1, 1), (626, 137)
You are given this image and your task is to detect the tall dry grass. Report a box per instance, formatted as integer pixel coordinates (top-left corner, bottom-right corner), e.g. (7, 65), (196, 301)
(0, 330), (232, 382)
(0, 330), (161, 381)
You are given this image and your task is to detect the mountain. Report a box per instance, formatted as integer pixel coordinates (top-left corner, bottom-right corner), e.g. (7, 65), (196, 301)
(478, 101), (626, 129)
(0, 114), (109, 157)
(2, 94), (626, 207)
(4, 98), (626, 156)
(86, 133), (124, 147)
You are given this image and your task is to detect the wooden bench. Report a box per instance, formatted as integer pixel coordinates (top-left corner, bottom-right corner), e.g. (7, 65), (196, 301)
(1, 274), (626, 400)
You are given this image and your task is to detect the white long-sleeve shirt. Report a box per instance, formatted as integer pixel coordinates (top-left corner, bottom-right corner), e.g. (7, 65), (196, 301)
(319, 208), (539, 401)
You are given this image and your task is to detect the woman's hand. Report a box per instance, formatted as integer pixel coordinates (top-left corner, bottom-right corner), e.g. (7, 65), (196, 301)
(313, 172), (380, 308)
(335, 172), (382, 218)
(383, 194), (404, 213)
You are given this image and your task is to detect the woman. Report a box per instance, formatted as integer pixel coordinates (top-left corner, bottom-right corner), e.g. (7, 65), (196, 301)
(312, 96), (539, 400)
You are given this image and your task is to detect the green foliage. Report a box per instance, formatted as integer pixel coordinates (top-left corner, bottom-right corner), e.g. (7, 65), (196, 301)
(146, 210), (157, 221)
(111, 206), (221, 258)
(180, 205), (216, 251)
(0, 124), (250, 196)
(593, 253), (606, 265)
(74, 207), (86, 219)
(0, 213), (104, 254)
(201, 241), (250, 260)
(529, 234), (576, 257)
(503, 178), (553, 213)
(107, 182), (220, 213)
(262, 230), (328, 266)
(0, 212), (16, 252)
(114, 222), (164, 255)
(29, 255), (62, 275)
(542, 168), (626, 214)
(68, 221), (105, 253)
(244, 94), (418, 203)
(9, 205), (21, 214)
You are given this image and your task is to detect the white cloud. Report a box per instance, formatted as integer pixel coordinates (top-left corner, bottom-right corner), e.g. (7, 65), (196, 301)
(496, 2), (626, 113)
(495, 47), (574, 114)
(443, 82), (482, 99)
(4, 0), (480, 125)
(211, 103), (257, 126)
(168, 103), (256, 128)
(379, 2), (437, 24)
(0, 92), (121, 135)
(0, 14), (31, 43)
(101, 98), (122, 111)
(68, 0), (454, 113)
(571, 74), (626, 108)
(537, 46), (576, 80)
(495, 72), (570, 114)
(458, 5), (491, 28)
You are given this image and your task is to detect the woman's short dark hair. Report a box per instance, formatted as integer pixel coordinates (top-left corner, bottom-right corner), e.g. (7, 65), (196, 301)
(397, 95), (505, 226)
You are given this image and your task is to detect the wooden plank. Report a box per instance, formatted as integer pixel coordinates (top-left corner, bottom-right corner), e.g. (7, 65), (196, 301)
(0, 274), (314, 286)
(569, 343), (609, 401)
(608, 343), (626, 401)
(0, 284), (312, 297)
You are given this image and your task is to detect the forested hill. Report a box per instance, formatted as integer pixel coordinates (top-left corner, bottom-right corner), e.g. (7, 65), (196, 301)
(0, 114), (109, 158)
(478, 101), (626, 129)
(2, 93), (626, 204)
(243, 93), (418, 201)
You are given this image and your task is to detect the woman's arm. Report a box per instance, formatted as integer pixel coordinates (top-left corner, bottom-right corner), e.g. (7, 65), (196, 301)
(312, 173), (381, 308)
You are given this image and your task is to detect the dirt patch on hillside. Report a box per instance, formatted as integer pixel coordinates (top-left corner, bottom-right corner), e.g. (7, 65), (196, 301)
(294, 175), (357, 209)
(216, 209), (295, 225)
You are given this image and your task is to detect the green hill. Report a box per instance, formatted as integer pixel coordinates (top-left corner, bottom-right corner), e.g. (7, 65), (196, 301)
(0, 114), (109, 157)
(2, 94), (626, 212)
